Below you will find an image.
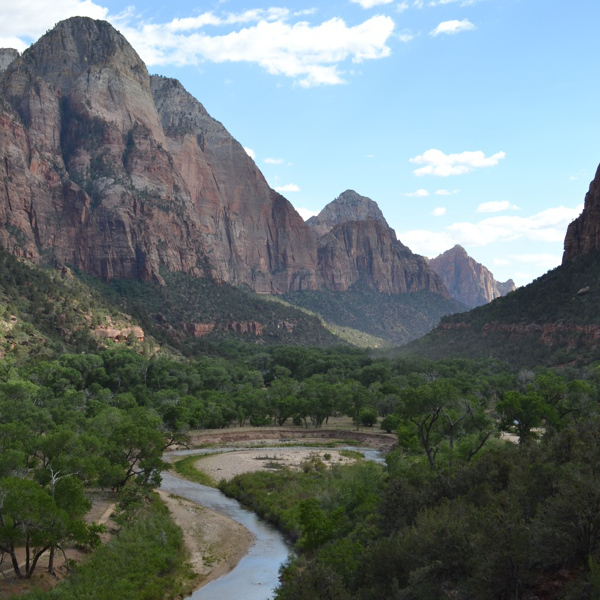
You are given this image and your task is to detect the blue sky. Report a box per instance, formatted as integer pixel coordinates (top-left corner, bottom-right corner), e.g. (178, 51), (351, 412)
(2, 0), (599, 286)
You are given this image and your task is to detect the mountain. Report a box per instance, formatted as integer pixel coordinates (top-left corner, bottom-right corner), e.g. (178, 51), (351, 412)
(402, 170), (600, 367)
(0, 19), (448, 304)
(429, 245), (516, 307)
(0, 18), (466, 348)
(282, 191), (464, 344)
(0, 17), (316, 293)
(307, 190), (449, 296)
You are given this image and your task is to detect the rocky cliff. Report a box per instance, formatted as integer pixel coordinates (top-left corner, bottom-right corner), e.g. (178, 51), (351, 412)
(0, 17), (449, 303)
(0, 17), (316, 292)
(429, 245), (515, 307)
(563, 163), (600, 262)
(308, 191), (448, 295)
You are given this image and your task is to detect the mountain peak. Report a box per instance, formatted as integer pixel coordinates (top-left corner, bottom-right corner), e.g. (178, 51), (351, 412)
(430, 246), (515, 307)
(9, 17), (146, 96)
(306, 190), (388, 236)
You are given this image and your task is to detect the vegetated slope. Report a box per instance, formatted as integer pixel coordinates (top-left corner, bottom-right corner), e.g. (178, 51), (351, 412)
(0, 247), (150, 360)
(282, 281), (466, 346)
(82, 270), (343, 352)
(404, 250), (600, 366)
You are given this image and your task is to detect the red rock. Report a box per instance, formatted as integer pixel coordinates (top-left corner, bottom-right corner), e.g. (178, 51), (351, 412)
(430, 245), (515, 307)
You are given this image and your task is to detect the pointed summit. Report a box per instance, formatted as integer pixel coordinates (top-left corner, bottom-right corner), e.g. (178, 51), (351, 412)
(306, 190), (388, 237)
(429, 245), (515, 307)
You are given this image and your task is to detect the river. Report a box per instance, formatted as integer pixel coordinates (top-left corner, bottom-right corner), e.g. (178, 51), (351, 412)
(160, 447), (384, 600)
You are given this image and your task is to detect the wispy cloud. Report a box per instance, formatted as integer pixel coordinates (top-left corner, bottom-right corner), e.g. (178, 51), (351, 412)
(476, 201), (519, 213)
(264, 157), (285, 164)
(398, 204), (583, 255)
(430, 19), (475, 37)
(410, 149), (505, 176)
(435, 189), (458, 195)
(350, 0), (394, 8)
(275, 183), (301, 192)
(404, 189), (430, 197)
(398, 29), (417, 43)
(432, 207), (446, 216)
(115, 10), (395, 88)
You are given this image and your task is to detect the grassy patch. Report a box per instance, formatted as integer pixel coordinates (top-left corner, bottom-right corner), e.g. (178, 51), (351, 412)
(174, 454), (219, 487)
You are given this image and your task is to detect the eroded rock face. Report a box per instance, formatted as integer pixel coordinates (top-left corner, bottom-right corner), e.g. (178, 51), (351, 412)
(307, 190), (388, 237)
(0, 17), (316, 292)
(309, 190), (448, 295)
(429, 245), (516, 307)
(0, 18), (449, 301)
(0, 49), (18, 75)
(563, 164), (600, 262)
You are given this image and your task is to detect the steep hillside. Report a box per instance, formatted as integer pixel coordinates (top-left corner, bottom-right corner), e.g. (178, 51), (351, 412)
(429, 245), (516, 307)
(405, 248), (600, 366)
(283, 282), (466, 346)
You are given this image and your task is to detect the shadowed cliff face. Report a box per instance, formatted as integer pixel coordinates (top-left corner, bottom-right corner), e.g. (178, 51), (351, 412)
(429, 245), (516, 308)
(0, 17), (449, 299)
(563, 164), (600, 263)
(308, 190), (448, 296)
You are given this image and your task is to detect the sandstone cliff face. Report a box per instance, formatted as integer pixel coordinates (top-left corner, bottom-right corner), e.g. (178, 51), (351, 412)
(309, 190), (448, 295)
(0, 17), (316, 292)
(563, 163), (600, 262)
(0, 17), (449, 301)
(307, 190), (387, 237)
(429, 245), (516, 307)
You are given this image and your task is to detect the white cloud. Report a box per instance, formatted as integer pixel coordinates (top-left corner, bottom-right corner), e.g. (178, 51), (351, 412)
(435, 189), (458, 195)
(410, 148), (505, 176)
(431, 0), (481, 5)
(275, 183), (301, 193)
(430, 19), (475, 37)
(0, 0), (108, 49)
(397, 2), (410, 12)
(398, 204), (583, 255)
(264, 157), (285, 164)
(432, 207), (446, 217)
(116, 11), (395, 88)
(398, 29), (416, 43)
(244, 147), (256, 159)
(510, 253), (561, 269)
(476, 200), (519, 213)
(404, 189), (429, 197)
(296, 207), (318, 220)
(493, 258), (510, 266)
(350, 0), (394, 7)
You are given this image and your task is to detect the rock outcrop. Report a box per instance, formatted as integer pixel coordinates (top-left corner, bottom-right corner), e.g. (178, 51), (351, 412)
(429, 245), (515, 307)
(307, 190), (388, 236)
(0, 18), (449, 303)
(309, 191), (448, 295)
(0, 49), (18, 75)
(563, 163), (600, 262)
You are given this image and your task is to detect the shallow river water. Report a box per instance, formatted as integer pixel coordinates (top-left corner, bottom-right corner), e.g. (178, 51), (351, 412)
(160, 447), (384, 600)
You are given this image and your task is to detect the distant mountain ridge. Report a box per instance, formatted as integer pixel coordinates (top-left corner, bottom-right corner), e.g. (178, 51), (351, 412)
(429, 245), (516, 308)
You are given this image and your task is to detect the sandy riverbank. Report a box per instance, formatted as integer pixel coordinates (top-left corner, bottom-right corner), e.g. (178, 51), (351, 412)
(158, 489), (255, 590)
(195, 448), (355, 482)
